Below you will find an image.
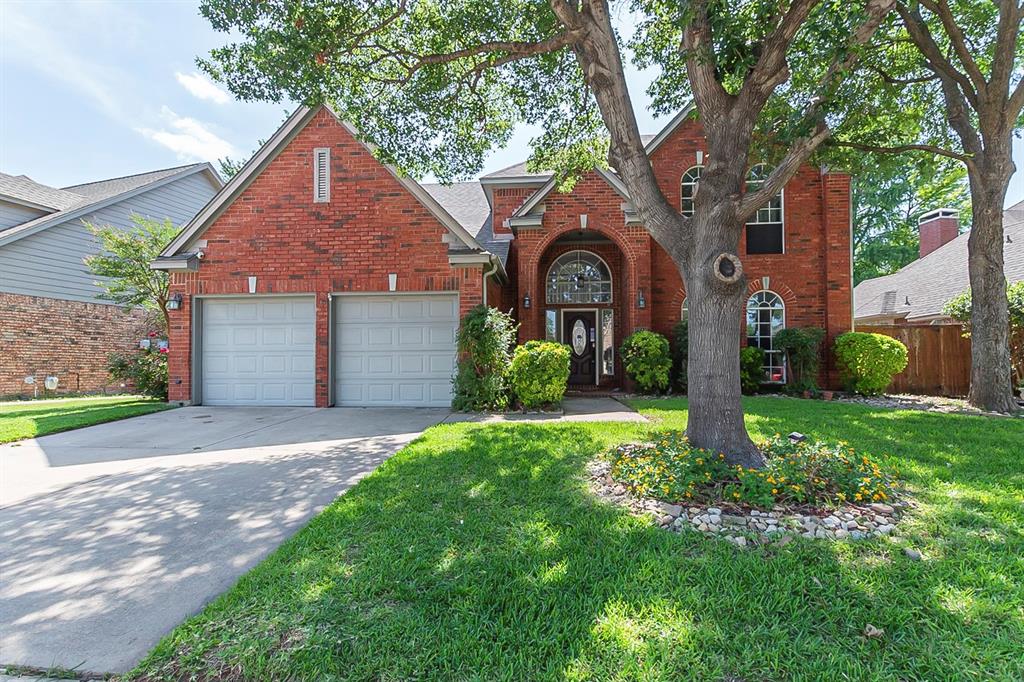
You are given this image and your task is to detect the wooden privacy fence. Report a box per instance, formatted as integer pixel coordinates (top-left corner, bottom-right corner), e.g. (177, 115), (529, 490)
(857, 324), (971, 397)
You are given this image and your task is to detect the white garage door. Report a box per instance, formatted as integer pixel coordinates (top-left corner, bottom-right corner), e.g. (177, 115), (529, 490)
(334, 294), (457, 407)
(200, 297), (316, 406)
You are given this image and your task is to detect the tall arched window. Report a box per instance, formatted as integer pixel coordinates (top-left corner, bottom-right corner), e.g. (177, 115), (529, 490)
(745, 164), (784, 254)
(746, 290), (786, 383)
(546, 250), (613, 304)
(680, 166), (703, 216)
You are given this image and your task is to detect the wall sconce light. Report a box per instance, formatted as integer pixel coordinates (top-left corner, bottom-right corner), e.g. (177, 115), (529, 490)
(167, 293), (183, 310)
(637, 288), (647, 309)
(523, 293), (532, 309)
(695, 150), (704, 165)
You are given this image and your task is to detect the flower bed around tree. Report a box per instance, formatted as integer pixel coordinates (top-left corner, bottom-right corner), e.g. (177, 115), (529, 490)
(594, 431), (908, 546)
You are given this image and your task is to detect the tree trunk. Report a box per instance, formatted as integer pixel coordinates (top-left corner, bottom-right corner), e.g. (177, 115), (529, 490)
(683, 203), (765, 468)
(965, 162), (1017, 413)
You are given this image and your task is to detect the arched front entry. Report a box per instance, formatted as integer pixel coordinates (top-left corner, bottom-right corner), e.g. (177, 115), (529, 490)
(535, 234), (627, 388)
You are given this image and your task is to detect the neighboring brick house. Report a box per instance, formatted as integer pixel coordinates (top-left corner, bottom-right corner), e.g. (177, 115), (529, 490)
(153, 104), (853, 407)
(854, 202), (1023, 396)
(0, 164), (222, 397)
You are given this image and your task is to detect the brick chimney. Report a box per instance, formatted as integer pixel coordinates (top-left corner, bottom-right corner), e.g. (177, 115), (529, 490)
(918, 208), (960, 258)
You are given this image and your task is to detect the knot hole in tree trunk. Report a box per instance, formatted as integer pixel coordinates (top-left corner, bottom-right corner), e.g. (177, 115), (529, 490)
(713, 252), (743, 285)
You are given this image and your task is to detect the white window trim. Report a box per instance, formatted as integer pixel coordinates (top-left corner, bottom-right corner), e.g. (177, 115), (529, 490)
(745, 163), (785, 254)
(313, 147), (331, 203)
(746, 289), (787, 384)
(680, 165), (703, 217)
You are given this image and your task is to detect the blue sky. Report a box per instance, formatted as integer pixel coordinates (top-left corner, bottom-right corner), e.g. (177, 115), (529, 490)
(1, 0), (1021, 208)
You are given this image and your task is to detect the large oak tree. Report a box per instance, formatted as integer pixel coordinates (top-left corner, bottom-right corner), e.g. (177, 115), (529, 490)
(199, 0), (893, 465)
(835, 0), (1023, 412)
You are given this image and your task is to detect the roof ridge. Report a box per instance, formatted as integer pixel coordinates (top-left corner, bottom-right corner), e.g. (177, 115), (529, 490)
(61, 163), (205, 190)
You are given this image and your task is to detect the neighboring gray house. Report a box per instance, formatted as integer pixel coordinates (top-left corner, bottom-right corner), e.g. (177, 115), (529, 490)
(0, 164), (222, 396)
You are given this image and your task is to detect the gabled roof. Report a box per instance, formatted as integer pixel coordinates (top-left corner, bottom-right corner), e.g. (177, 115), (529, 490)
(421, 181), (510, 266)
(854, 201), (1024, 322)
(159, 105), (494, 270)
(0, 163), (222, 247)
(479, 135), (657, 185)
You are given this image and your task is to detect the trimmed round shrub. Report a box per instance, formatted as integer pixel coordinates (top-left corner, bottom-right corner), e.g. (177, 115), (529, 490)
(739, 346), (765, 394)
(621, 330), (671, 393)
(452, 305), (518, 410)
(510, 341), (570, 409)
(834, 332), (909, 395)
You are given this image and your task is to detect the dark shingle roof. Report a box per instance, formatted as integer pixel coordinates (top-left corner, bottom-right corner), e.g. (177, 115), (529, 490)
(479, 136), (657, 181)
(63, 165), (203, 201)
(422, 181), (509, 265)
(854, 201), (1024, 322)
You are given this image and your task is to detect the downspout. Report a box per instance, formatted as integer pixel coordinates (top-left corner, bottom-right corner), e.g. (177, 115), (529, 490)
(482, 257), (499, 307)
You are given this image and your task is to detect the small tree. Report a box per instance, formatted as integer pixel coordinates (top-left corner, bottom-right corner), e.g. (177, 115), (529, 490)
(944, 281), (1024, 397)
(85, 215), (179, 332)
(452, 305), (518, 410)
(774, 327), (826, 393)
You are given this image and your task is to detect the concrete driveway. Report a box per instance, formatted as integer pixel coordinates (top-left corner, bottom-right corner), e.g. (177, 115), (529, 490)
(0, 406), (449, 675)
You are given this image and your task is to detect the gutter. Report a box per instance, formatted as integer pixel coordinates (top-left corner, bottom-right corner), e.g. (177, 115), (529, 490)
(482, 257), (500, 306)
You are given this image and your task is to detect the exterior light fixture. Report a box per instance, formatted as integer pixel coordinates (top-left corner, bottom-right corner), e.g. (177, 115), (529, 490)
(788, 432), (806, 444)
(167, 293), (183, 310)
(523, 293), (531, 309)
(580, 213), (588, 230)
(637, 288), (647, 309)
(696, 150), (704, 165)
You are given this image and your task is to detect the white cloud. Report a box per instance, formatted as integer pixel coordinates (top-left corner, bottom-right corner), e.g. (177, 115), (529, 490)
(136, 107), (236, 161)
(175, 71), (230, 104)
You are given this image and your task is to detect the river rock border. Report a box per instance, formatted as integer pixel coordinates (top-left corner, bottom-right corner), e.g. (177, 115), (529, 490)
(587, 459), (910, 547)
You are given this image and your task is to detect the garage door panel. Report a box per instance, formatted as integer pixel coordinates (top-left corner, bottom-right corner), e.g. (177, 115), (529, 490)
(334, 294), (456, 407)
(201, 297), (315, 406)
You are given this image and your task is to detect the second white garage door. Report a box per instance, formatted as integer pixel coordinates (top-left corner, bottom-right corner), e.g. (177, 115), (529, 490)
(333, 294), (457, 407)
(200, 296), (316, 406)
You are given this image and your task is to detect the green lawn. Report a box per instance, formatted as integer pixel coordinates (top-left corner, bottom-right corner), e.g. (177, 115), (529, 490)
(127, 397), (1023, 681)
(0, 395), (172, 443)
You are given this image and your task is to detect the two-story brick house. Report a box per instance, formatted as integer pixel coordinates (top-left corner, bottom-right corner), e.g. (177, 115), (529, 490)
(154, 104), (852, 407)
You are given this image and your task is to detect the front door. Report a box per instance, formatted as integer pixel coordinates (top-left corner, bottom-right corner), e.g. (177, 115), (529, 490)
(563, 311), (597, 385)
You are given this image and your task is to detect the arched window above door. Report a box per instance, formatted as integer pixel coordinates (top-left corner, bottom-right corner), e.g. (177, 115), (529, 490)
(546, 250), (613, 304)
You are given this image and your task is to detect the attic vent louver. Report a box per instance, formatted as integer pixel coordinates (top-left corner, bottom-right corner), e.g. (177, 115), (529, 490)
(313, 148), (330, 203)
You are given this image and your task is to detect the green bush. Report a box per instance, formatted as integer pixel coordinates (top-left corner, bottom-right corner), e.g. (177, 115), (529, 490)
(607, 431), (900, 509)
(621, 330), (672, 393)
(510, 341), (570, 409)
(774, 327), (826, 393)
(671, 319), (688, 393)
(944, 280), (1024, 395)
(452, 305), (518, 411)
(739, 346), (765, 394)
(834, 332), (909, 395)
(108, 344), (168, 399)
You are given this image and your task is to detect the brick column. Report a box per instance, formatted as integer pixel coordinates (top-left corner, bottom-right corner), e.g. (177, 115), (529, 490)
(822, 172), (853, 389)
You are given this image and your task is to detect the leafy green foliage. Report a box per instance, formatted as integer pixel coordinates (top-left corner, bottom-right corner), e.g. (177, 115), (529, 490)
(621, 331), (671, 394)
(671, 318), (688, 393)
(851, 158), (970, 284)
(739, 346), (765, 395)
(774, 327), (826, 393)
(107, 346), (169, 400)
(834, 332), (909, 395)
(84, 214), (179, 331)
(944, 281), (1024, 391)
(452, 305), (518, 411)
(509, 340), (570, 409)
(609, 431), (900, 509)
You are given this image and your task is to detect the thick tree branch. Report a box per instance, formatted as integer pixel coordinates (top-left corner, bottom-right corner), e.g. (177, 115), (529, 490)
(738, 0), (821, 113)
(917, 0), (988, 96)
(866, 63), (937, 85)
(896, 2), (980, 110)
(681, 0), (732, 119)
(989, 0), (1022, 110)
(830, 138), (970, 162)
(1010, 77), (1024, 122)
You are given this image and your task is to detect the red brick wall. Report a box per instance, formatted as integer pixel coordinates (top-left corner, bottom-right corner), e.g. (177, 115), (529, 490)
(166, 108), (484, 406)
(500, 117), (852, 389)
(0, 293), (153, 397)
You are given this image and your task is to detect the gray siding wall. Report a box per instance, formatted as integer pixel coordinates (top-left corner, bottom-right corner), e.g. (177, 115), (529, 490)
(0, 200), (47, 232)
(0, 172), (217, 304)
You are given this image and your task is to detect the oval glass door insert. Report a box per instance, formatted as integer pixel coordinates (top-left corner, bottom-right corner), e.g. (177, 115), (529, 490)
(571, 319), (587, 355)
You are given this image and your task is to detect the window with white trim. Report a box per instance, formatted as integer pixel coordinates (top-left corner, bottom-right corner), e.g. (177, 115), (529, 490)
(680, 166), (703, 216)
(746, 290), (786, 383)
(745, 163), (783, 254)
(313, 148), (330, 203)
(545, 250), (613, 304)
